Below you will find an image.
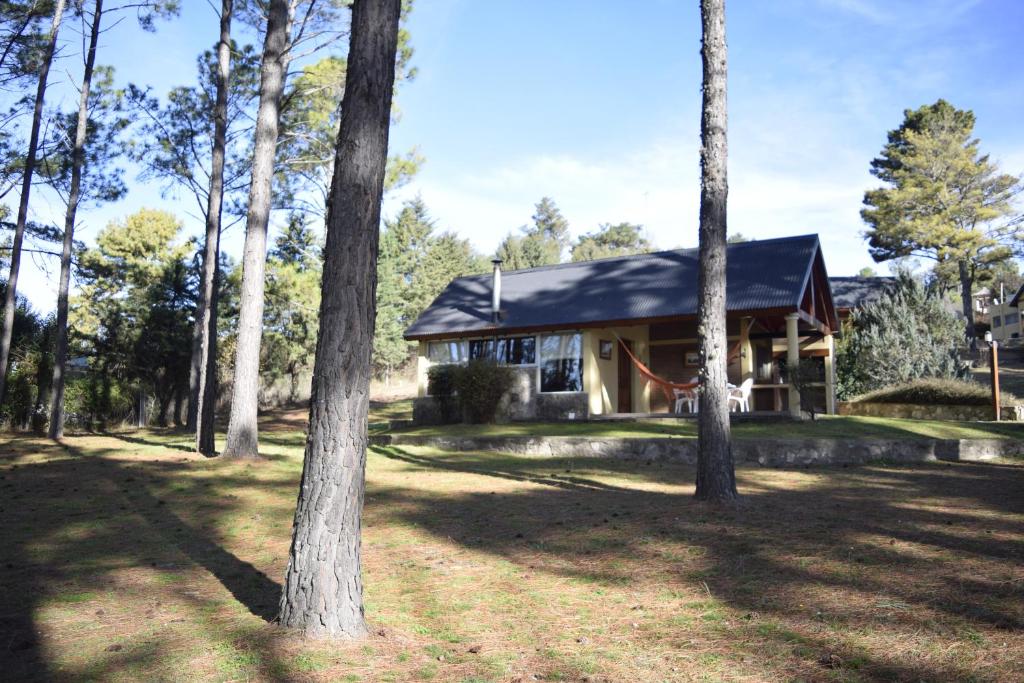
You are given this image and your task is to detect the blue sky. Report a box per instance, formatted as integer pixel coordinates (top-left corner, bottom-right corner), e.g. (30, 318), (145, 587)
(13, 0), (1024, 313)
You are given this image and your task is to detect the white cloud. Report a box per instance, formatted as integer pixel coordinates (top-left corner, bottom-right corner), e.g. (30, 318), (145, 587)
(387, 128), (885, 277)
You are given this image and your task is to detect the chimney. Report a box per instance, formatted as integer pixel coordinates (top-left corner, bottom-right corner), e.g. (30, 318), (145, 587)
(491, 258), (502, 323)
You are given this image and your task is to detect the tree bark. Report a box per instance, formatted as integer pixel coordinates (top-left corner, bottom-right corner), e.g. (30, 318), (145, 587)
(958, 259), (977, 350)
(220, 0), (290, 459)
(0, 0), (66, 404)
(191, 0), (233, 454)
(278, 0), (401, 638)
(48, 0), (101, 440)
(695, 0), (738, 502)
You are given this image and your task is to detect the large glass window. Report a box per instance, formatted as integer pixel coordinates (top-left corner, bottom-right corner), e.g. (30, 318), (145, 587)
(469, 336), (536, 365)
(540, 333), (583, 392)
(428, 340), (467, 364)
(1007, 312), (1020, 326)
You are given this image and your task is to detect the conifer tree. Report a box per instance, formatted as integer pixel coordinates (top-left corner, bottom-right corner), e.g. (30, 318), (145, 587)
(862, 99), (1022, 346)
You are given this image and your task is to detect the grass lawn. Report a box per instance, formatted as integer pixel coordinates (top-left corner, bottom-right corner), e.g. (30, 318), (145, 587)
(1, 422), (1023, 681)
(393, 414), (1024, 441)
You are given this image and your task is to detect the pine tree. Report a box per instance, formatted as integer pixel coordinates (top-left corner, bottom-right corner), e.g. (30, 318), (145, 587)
(495, 197), (571, 269)
(862, 99), (1022, 346)
(571, 222), (651, 262)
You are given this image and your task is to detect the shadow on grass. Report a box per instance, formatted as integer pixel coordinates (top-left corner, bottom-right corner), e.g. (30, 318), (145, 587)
(0, 436), (284, 681)
(369, 445), (1024, 681)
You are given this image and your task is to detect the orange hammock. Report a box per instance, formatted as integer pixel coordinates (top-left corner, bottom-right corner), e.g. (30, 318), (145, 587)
(614, 320), (753, 406)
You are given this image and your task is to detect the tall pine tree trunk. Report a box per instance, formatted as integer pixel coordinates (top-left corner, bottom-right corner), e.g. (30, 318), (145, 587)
(695, 0), (738, 502)
(0, 0), (66, 404)
(49, 0), (101, 440)
(191, 0), (233, 453)
(958, 259), (977, 350)
(278, 0), (401, 637)
(221, 0), (290, 459)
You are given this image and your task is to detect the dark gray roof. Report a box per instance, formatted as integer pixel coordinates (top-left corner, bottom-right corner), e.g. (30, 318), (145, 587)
(829, 276), (896, 311)
(1008, 284), (1024, 308)
(405, 234), (825, 339)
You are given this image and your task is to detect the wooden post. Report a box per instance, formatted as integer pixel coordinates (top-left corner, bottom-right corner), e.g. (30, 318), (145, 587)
(991, 339), (1000, 421)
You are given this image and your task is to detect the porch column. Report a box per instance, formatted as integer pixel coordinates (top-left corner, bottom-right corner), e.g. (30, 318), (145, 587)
(824, 333), (836, 415)
(786, 313), (801, 417)
(416, 341), (430, 397)
(739, 316), (753, 380)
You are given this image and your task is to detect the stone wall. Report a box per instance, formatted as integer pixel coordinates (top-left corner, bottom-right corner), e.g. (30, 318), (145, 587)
(839, 401), (1023, 422)
(374, 433), (1024, 466)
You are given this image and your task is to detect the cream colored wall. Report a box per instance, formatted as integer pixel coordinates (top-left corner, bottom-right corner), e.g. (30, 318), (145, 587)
(989, 301), (1022, 342)
(584, 325), (651, 415)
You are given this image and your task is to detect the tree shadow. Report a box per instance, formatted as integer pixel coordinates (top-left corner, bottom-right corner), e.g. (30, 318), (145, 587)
(0, 436), (283, 681)
(368, 445), (1024, 680)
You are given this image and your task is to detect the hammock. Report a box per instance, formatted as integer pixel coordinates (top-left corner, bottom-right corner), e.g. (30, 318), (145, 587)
(614, 319), (754, 406)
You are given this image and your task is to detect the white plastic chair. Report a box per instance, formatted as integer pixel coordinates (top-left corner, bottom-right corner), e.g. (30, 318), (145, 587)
(672, 377), (700, 414)
(728, 378), (754, 413)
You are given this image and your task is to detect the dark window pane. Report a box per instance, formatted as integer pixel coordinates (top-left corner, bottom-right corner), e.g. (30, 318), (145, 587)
(469, 339), (495, 360)
(541, 359), (583, 392)
(498, 337), (535, 365)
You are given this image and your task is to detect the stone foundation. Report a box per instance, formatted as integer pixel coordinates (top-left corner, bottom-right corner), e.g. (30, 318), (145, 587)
(373, 434), (1024, 466)
(839, 401), (1023, 422)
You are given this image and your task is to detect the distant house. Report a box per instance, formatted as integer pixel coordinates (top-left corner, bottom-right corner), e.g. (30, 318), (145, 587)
(828, 276), (896, 321)
(989, 284), (1024, 342)
(404, 234), (839, 421)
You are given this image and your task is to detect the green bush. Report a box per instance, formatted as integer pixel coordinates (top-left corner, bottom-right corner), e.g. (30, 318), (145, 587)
(852, 378), (1016, 406)
(427, 365), (460, 423)
(427, 360), (515, 424)
(453, 360), (514, 424)
(836, 275), (967, 399)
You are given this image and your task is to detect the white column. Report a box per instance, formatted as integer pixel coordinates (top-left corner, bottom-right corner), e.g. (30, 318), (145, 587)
(786, 313), (801, 418)
(416, 341), (429, 397)
(824, 333), (836, 415)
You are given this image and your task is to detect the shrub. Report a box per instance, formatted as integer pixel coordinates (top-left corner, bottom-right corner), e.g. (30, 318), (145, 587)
(427, 360), (515, 424)
(835, 275), (967, 399)
(853, 378), (1016, 406)
(426, 365), (460, 423)
(452, 360), (514, 424)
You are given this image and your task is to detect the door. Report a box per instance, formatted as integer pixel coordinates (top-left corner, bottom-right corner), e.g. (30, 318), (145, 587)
(617, 339), (633, 413)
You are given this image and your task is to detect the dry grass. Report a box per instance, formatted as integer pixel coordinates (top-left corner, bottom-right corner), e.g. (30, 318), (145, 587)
(1, 414), (1022, 682)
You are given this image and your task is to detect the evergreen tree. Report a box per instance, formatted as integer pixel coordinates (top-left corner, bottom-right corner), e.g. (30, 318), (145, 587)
(571, 222), (651, 262)
(372, 198), (484, 381)
(495, 196), (571, 269)
(263, 215), (321, 402)
(862, 99), (1023, 345)
(836, 276), (966, 399)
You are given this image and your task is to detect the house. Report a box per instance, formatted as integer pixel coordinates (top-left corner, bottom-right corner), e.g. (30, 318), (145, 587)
(829, 276), (896, 321)
(989, 284), (1024, 342)
(404, 234), (839, 422)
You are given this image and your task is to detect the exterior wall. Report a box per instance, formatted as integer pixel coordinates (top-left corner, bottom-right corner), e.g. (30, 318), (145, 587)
(413, 331), (589, 424)
(584, 325), (651, 415)
(410, 316), (837, 421)
(988, 301), (1022, 342)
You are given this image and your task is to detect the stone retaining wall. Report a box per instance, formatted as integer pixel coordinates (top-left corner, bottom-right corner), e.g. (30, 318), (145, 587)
(838, 401), (1023, 422)
(371, 434), (1024, 466)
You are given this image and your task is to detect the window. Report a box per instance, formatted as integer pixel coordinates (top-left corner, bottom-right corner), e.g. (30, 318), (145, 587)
(993, 316), (1002, 328)
(540, 333), (583, 392)
(469, 336), (536, 365)
(428, 340), (467, 364)
(1006, 312), (1020, 326)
